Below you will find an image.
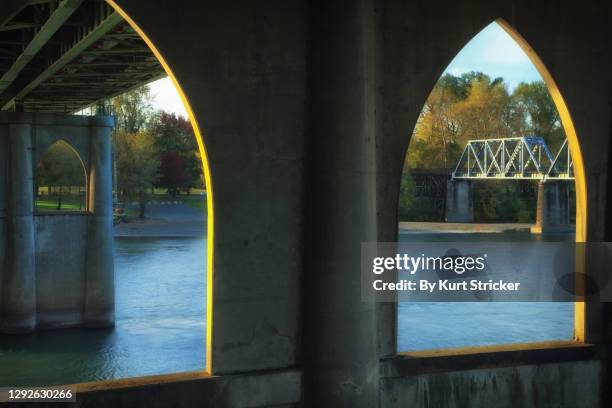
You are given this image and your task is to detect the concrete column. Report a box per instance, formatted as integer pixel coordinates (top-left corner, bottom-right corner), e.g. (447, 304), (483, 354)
(445, 179), (474, 223)
(532, 180), (572, 234)
(0, 125), (7, 318)
(0, 121), (36, 333)
(304, 0), (378, 406)
(84, 117), (115, 327)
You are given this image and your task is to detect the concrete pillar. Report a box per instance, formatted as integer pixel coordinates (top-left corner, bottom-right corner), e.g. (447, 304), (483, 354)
(0, 125), (7, 317)
(303, 0), (378, 406)
(0, 120), (36, 333)
(532, 180), (572, 234)
(445, 179), (474, 223)
(84, 117), (115, 327)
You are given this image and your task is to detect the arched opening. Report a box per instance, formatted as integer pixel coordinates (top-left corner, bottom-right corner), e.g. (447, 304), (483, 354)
(35, 140), (87, 212)
(0, 0), (214, 387)
(397, 19), (586, 351)
(497, 19), (587, 343)
(105, 0), (215, 378)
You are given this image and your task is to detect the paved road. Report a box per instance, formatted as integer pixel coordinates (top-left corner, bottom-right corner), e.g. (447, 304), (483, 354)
(114, 202), (206, 237)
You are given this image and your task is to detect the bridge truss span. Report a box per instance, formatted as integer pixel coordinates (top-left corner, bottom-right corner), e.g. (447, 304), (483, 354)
(452, 136), (574, 181)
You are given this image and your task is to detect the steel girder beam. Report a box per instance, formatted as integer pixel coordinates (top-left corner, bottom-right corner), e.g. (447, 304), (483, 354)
(452, 136), (574, 181)
(76, 71), (166, 112)
(0, 1), (53, 30)
(0, 0), (84, 95)
(1, 7), (124, 111)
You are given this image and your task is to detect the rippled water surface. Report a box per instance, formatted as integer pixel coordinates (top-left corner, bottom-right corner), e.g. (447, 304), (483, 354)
(0, 237), (206, 386)
(397, 231), (574, 351)
(0, 231), (574, 386)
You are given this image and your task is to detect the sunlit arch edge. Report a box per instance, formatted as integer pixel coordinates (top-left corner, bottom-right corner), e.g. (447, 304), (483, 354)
(400, 18), (588, 344)
(496, 18), (587, 343)
(105, 0), (215, 374)
(37, 139), (89, 211)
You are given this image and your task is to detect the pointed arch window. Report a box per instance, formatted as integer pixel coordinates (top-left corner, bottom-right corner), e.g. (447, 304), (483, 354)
(35, 140), (87, 213)
(397, 20), (586, 352)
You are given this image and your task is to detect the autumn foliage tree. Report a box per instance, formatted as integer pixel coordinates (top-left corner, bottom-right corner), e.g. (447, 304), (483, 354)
(113, 130), (159, 218)
(402, 72), (567, 222)
(111, 86), (159, 217)
(407, 72), (563, 169)
(149, 112), (202, 196)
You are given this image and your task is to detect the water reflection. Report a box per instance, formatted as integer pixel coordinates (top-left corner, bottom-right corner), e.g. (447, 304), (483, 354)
(0, 237), (206, 387)
(397, 230), (575, 351)
(0, 231), (575, 384)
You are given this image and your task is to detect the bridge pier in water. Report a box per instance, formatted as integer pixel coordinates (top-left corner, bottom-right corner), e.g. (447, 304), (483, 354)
(445, 179), (474, 222)
(531, 180), (572, 234)
(0, 112), (115, 333)
(1, 121), (36, 333)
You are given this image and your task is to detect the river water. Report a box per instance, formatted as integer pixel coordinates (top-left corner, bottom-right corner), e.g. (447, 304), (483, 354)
(0, 231), (572, 386)
(397, 230), (574, 351)
(0, 237), (206, 386)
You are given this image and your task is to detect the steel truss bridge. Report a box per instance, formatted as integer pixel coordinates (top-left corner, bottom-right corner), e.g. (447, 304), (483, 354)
(0, 0), (163, 113)
(452, 136), (574, 181)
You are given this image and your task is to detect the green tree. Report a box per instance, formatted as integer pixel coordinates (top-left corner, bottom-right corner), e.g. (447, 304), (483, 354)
(112, 85), (152, 133)
(110, 84), (160, 217)
(113, 130), (159, 217)
(397, 169), (438, 221)
(512, 81), (564, 151)
(403, 72), (568, 223)
(36, 141), (85, 210)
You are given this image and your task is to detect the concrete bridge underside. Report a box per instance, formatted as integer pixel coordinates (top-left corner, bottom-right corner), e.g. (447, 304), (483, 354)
(1, 0), (612, 407)
(0, 0), (163, 113)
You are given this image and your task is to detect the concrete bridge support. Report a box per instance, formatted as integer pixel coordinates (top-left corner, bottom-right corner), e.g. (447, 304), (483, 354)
(60, 0), (611, 407)
(0, 121), (36, 333)
(0, 113), (115, 333)
(445, 179), (474, 223)
(303, 0), (379, 406)
(84, 119), (115, 327)
(532, 180), (572, 234)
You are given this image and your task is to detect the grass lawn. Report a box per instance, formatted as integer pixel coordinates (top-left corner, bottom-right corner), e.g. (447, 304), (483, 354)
(35, 198), (84, 211)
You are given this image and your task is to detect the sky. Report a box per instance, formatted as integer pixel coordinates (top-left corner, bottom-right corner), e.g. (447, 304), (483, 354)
(147, 22), (542, 116)
(443, 22), (542, 91)
(148, 76), (188, 118)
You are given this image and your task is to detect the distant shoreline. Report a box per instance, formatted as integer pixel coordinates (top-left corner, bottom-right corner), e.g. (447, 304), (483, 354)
(399, 221), (534, 234)
(114, 203), (205, 238)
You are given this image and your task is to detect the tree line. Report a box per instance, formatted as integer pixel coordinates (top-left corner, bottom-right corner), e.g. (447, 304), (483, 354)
(400, 71), (573, 223)
(111, 85), (203, 217)
(35, 84), (203, 216)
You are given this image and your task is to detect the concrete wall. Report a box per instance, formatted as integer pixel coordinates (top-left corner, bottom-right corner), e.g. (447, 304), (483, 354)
(1, 212), (93, 331)
(110, 0), (307, 376)
(381, 361), (601, 408)
(3, 0), (608, 406)
(35, 214), (88, 328)
(533, 181), (572, 234)
(445, 180), (474, 223)
(374, 0), (611, 356)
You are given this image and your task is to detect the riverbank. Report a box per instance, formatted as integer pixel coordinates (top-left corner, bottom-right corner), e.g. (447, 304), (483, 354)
(117, 217), (535, 237)
(114, 203), (205, 237)
(399, 221), (533, 233)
